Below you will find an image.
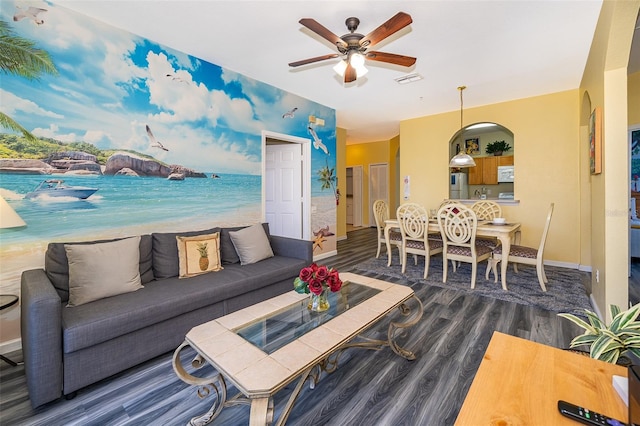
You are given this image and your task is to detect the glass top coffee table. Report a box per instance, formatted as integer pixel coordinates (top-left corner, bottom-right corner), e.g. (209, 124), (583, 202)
(172, 272), (422, 426)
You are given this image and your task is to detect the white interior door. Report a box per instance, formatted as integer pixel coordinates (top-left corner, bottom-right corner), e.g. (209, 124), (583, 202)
(369, 163), (389, 226)
(353, 166), (363, 227)
(265, 143), (302, 239)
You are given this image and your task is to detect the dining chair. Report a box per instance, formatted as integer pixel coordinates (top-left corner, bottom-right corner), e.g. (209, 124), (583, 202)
(471, 200), (502, 249)
(397, 203), (443, 278)
(471, 200), (502, 220)
(373, 199), (402, 261)
(437, 203), (493, 288)
(486, 203), (554, 291)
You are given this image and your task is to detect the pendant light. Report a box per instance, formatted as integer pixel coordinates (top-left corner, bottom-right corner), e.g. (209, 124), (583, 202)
(449, 86), (476, 168)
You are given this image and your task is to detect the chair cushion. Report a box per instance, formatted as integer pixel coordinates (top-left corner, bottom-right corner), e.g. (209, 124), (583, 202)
(446, 244), (493, 257)
(388, 230), (402, 242)
(476, 237), (499, 249)
(494, 244), (538, 258)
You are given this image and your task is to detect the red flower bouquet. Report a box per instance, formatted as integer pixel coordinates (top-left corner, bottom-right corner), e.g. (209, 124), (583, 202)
(293, 263), (342, 295)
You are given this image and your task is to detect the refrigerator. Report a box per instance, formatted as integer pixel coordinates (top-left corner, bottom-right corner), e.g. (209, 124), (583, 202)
(450, 172), (468, 199)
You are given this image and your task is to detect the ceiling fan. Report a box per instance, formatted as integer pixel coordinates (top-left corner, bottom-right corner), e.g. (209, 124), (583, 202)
(289, 12), (416, 83)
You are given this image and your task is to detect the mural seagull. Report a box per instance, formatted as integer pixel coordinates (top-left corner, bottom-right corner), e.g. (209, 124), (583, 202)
(165, 73), (187, 83)
(13, 6), (47, 25)
(307, 126), (328, 155)
(282, 107), (297, 119)
(146, 125), (169, 151)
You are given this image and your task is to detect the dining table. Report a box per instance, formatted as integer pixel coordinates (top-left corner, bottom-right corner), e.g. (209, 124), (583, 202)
(384, 218), (521, 290)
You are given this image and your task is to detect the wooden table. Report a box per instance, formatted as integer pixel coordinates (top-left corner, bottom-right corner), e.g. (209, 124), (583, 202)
(455, 331), (628, 425)
(384, 219), (521, 290)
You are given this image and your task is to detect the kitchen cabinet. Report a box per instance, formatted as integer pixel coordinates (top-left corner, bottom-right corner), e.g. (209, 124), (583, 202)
(468, 155), (513, 185)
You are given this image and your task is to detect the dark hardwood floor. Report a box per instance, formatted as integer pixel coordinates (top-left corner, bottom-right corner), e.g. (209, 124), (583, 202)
(630, 259), (640, 306)
(1, 227), (585, 426)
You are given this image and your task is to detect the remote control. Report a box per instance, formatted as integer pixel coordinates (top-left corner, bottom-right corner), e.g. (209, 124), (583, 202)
(558, 400), (627, 425)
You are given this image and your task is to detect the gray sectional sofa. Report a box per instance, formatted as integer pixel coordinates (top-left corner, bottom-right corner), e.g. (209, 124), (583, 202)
(20, 224), (312, 408)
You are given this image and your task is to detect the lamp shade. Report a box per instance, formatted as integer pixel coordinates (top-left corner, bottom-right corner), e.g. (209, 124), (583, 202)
(449, 152), (477, 168)
(0, 196), (26, 228)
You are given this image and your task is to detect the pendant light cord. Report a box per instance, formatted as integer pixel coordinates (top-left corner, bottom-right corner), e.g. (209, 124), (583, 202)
(458, 85), (466, 141)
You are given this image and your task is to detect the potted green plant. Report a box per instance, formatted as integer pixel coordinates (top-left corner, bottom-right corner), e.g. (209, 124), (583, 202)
(485, 140), (511, 156)
(558, 303), (640, 364)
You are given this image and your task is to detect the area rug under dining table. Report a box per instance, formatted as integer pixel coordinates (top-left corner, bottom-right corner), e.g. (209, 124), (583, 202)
(349, 253), (593, 317)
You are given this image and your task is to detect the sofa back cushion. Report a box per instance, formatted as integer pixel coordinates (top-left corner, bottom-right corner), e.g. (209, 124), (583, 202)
(66, 236), (143, 307)
(220, 223), (271, 264)
(151, 228), (220, 279)
(45, 234), (153, 303)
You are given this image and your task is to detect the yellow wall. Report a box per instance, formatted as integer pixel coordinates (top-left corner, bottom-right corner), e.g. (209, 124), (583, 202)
(400, 90), (582, 265)
(346, 139), (396, 226)
(630, 71), (640, 126)
(336, 127), (347, 239)
(580, 0), (639, 320)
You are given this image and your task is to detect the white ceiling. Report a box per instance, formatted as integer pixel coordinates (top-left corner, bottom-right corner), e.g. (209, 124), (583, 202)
(54, 1), (615, 144)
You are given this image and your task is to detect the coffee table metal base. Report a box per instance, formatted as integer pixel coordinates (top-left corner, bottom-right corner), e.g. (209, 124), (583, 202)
(173, 295), (423, 426)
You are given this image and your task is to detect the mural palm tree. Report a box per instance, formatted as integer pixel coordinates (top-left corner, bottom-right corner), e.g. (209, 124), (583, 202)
(0, 20), (58, 141)
(318, 159), (338, 204)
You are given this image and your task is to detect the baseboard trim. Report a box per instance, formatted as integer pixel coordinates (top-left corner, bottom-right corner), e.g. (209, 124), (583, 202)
(337, 235), (347, 241)
(0, 338), (21, 354)
(589, 294), (604, 320)
(544, 260), (580, 270)
(314, 250), (338, 261)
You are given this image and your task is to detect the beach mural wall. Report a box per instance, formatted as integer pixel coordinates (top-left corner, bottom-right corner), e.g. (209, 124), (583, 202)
(0, 1), (337, 343)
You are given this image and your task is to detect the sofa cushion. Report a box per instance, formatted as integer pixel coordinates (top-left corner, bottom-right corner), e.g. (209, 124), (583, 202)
(229, 224), (274, 265)
(220, 223), (271, 264)
(177, 232), (223, 278)
(46, 235), (153, 303)
(151, 227), (220, 279)
(66, 236), (143, 307)
(60, 254), (307, 353)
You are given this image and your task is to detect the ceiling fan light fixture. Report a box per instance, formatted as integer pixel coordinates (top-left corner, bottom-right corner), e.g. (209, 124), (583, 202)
(333, 55), (368, 79)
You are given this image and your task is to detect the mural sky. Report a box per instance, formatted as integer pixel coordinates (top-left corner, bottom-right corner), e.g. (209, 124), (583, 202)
(1, 0), (336, 175)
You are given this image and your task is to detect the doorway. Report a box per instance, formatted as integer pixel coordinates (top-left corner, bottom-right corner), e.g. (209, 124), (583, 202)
(369, 163), (389, 227)
(346, 166), (363, 228)
(263, 131), (311, 240)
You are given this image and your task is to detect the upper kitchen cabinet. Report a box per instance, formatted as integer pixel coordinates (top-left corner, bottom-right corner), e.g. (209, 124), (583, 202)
(469, 155), (514, 185)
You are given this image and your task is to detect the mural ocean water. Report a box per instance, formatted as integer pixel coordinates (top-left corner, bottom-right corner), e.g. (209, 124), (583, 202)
(0, 173), (262, 245)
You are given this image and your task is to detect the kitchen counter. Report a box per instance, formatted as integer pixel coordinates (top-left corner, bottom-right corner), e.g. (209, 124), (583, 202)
(447, 198), (520, 206)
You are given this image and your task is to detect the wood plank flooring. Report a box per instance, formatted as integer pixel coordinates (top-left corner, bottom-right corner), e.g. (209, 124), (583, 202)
(1, 227), (585, 426)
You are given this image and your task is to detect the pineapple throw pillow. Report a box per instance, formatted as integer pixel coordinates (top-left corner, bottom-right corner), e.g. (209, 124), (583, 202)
(176, 232), (223, 278)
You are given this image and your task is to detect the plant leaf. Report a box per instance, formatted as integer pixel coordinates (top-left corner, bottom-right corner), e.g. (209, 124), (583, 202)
(584, 310), (604, 329)
(591, 334), (623, 360)
(609, 303), (640, 333)
(599, 349), (620, 364)
(569, 334), (597, 348)
(558, 313), (597, 334)
(610, 304), (621, 319)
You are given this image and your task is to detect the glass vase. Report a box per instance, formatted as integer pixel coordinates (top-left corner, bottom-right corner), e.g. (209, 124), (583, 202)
(308, 288), (330, 312)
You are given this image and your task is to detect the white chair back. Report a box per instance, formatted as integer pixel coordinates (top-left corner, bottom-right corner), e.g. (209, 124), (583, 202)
(438, 203), (478, 247)
(471, 200), (502, 221)
(397, 203), (428, 241)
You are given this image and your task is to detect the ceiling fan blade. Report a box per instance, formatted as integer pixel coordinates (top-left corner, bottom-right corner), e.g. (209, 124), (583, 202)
(365, 51), (416, 67)
(344, 63), (357, 83)
(360, 12), (413, 48)
(289, 53), (340, 67)
(299, 18), (348, 49)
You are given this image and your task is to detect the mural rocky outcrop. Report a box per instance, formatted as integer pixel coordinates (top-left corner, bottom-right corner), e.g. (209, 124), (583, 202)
(115, 167), (139, 177)
(0, 159), (54, 174)
(105, 153), (171, 177)
(104, 153), (206, 178)
(47, 151), (97, 163)
(168, 165), (207, 178)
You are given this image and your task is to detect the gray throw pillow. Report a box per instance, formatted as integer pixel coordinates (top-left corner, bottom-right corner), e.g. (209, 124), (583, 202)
(65, 236), (143, 307)
(228, 224), (274, 265)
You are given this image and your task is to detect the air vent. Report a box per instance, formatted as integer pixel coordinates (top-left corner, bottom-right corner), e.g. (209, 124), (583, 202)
(395, 73), (423, 84)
